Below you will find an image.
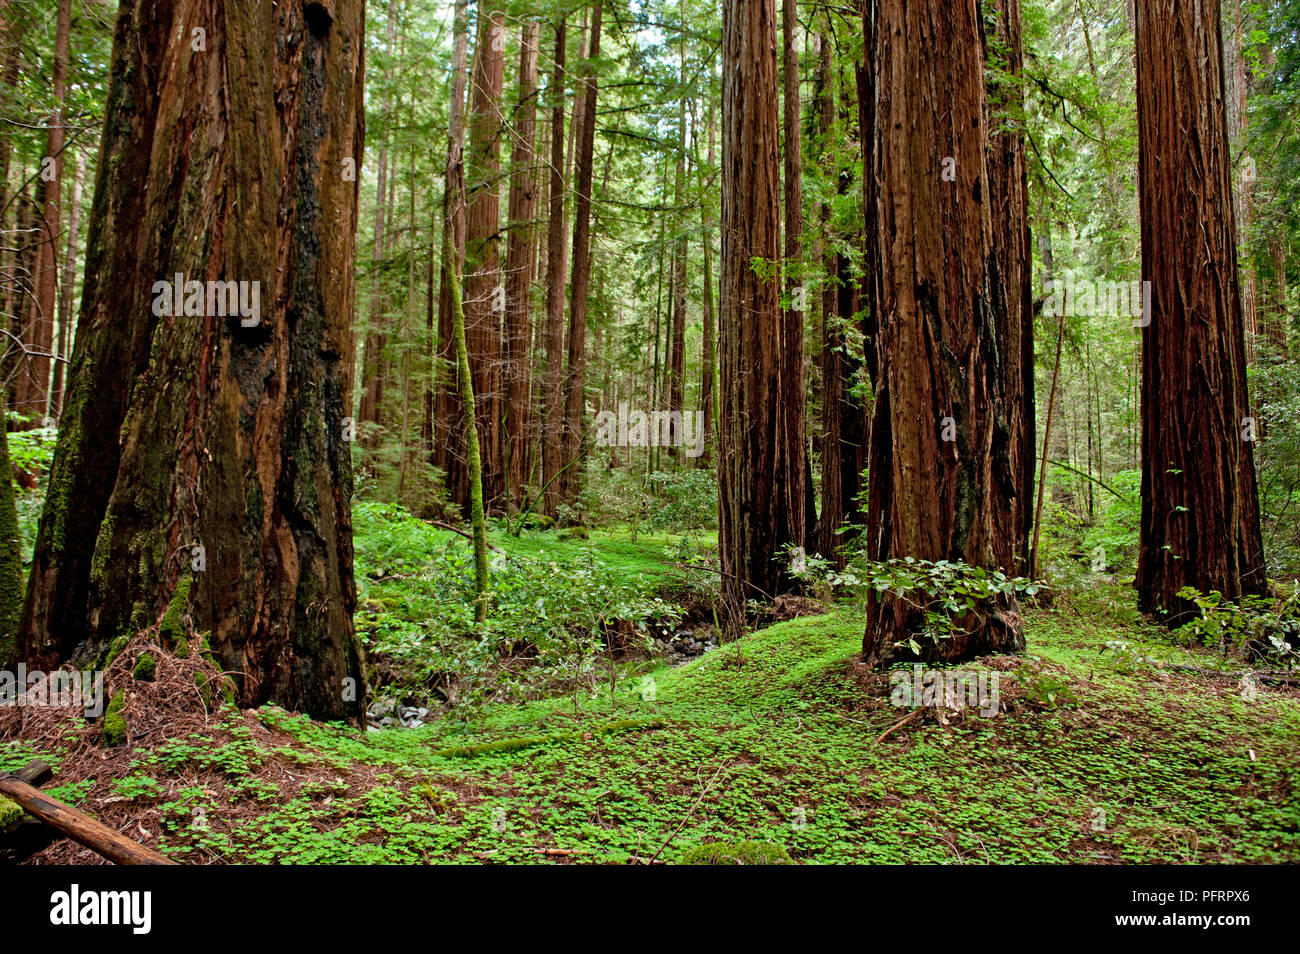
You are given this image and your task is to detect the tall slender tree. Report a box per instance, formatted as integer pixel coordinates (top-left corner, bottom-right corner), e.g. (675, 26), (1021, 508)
(561, 0), (603, 505)
(718, 0), (805, 609)
(504, 19), (541, 510)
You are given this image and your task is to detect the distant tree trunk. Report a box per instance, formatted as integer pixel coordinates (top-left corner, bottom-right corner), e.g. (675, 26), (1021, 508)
(16, 0), (367, 723)
(985, 0), (1035, 576)
(697, 99), (717, 467)
(504, 20), (540, 511)
(49, 155), (83, 420)
(0, 418), (20, 666)
(1134, 0), (1266, 622)
(542, 16), (569, 519)
(666, 96), (688, 462)
(433, 0), (470, 502)
(357, 135), (389, 431)
(815, 30), (866, 565)
(719, 0), (805, 609)
(14, 0), (69, 424)
(781, 0), (809, 550)
(561, 0), (602, 506)
(860, 0), (1026, 668)
(463, 9), (507, 512)
(1226, 0), (1256, 362)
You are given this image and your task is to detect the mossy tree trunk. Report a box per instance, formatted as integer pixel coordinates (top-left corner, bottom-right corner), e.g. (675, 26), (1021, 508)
(0, 415), (22, 665)
(16, 0), (367, 723)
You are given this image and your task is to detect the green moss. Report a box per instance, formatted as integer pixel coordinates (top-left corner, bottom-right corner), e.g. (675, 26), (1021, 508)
(103, 634), (129, 667)
(0, 793), (23, 828)
(132, 652), (156, 682)
(0, 424), (22, 664)
(678, 840), (793, 865)
(174, 636), (190, 659)
(160, 575), (192, 646)
(102, 691), (128, 745)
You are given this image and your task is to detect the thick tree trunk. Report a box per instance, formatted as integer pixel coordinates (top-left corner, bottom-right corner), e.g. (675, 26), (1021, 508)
(16, 0), (367, 723)
(560, 0), (603, 506)
(504, 20), (540, 511)
(463, 9), (507, 512)
(1134, 0), (1266, 622)
(860, 0), (1026, 667)
(719, 0), (805, 608)
(541, 16), (569, 519)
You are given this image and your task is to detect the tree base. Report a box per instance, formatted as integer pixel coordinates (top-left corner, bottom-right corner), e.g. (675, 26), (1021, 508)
(862, 595), (1026, 670)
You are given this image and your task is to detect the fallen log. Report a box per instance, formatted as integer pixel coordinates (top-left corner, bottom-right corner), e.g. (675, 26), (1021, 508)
(0, 770), (177, 866)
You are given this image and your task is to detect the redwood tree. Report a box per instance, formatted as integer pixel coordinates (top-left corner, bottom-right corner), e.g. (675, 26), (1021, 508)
(561, 0), (603, 505)
(16, 0), (366, 722)
(462, 8), (507, 512)
(1134, 0), (1266, 621)
(718, 0), (805, 608)
(504, 20), (541, 510)
(860, 0), (1026, 667)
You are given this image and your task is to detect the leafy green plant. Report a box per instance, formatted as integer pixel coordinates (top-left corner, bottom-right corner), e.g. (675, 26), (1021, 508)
(1174, 584), (1300, 663)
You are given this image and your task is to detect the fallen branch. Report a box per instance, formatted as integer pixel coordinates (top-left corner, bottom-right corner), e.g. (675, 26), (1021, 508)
(876, 708), (924, 744)
(0, 771), (177, 866)
(426, 519), (503, 553)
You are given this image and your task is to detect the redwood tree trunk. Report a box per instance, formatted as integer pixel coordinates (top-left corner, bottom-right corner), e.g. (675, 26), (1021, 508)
(719, 0), (805, 608)
(433, 0), (470, 501)
(16, 0), (367, 723)
(463, 9), (507, 512)
(504, 20), (540, 511)
(561, 0), (603, 506)
(541, 16), (569, 518)
(1134, 0), (1266, 621)
(860, 0), (1026, 667)
(985, 0), (1035, 576)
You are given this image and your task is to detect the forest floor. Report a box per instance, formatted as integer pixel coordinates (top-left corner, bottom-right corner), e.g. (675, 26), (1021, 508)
(3, 528), (1298, 864)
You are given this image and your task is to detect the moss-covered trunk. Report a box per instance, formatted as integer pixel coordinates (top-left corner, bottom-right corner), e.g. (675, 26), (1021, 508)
(16, 0), (367, 723)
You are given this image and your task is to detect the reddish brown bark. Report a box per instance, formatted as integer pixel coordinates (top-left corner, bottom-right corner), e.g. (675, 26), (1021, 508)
(433, 0), (470, 499)
(17, 0), (367, 722)
(462, 8), (507, 512)
(860, 0), (1026, 666)
(541, 16), (569, 519)
(1134, 0), (1266, 621)
(560, 0), (603, 506)
(504, 20), (540, 510)
(719, 0), (806, 607)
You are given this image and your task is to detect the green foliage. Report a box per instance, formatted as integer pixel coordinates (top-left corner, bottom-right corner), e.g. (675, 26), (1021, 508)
(354, 502), (682, 713)
(1079, 469), (1141, 575)
(789, 548), (1040, 653)
(102, 692), (127, 746)
(1174, 584), (1300, 663)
